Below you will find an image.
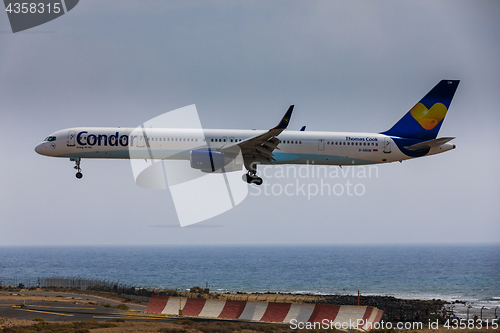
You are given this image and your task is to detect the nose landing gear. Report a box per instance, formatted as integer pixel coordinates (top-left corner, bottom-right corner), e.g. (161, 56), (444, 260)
(70, 157), (83, 179)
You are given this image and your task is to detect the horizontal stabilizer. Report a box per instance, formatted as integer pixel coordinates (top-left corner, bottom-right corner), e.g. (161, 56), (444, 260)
(404, 137), (455, 150)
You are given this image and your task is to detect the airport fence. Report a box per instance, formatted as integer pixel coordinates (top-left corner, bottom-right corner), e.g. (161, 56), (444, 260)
(0, 276), (161, 302)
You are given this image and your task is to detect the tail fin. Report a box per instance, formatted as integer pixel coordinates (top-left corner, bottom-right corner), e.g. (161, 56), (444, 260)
(381, 80), (459, 140)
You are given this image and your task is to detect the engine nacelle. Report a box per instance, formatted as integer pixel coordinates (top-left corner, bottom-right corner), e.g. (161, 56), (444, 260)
(190, 149), (242, 173)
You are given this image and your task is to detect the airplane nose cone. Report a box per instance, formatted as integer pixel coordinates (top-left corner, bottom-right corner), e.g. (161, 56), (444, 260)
(35, 143), (43, 155)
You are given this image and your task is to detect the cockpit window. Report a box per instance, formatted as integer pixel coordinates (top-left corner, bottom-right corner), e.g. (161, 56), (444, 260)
(44, 136), (56, 142)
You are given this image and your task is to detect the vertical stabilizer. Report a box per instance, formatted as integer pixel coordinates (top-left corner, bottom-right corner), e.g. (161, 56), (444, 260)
(381, 80), (459, 140)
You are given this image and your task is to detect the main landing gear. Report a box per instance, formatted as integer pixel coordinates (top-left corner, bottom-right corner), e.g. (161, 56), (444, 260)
(242, 161), (263, 185)
(70, 157), (83, 179)
(242, 172), (263, 185)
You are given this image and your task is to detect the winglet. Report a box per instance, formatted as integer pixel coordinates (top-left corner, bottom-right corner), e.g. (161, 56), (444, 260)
(274, 105), (294, 130)
(300, 126), (306, 131)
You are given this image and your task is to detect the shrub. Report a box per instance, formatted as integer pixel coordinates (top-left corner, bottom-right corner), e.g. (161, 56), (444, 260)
(115, 303), (130, 310)
(31, 317), (45, 322)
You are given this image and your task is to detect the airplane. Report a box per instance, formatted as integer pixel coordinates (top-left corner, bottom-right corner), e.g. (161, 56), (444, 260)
(35, 80), (459, 185)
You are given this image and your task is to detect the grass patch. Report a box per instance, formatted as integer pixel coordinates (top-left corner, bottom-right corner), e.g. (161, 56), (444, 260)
(173, 319), (194, 326)
(0, 320), (117, 333)
(158, 328), (188, 333)
(31, 317), (45, 322)
(115, 303), (130, 310)
(99, 302), (130, 310)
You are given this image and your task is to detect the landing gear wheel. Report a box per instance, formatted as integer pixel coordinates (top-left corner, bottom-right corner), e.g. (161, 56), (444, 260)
(71, 157), (83, 180)
(242, 173), (263, 185)
(252, 177), (263, 185)
(242, 174), (249, 183)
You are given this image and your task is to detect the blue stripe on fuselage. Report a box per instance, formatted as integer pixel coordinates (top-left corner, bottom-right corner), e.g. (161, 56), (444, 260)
(55, 150), (379, 166)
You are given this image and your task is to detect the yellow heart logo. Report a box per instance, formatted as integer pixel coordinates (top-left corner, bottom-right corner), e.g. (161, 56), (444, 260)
(410, 103), (447, 130)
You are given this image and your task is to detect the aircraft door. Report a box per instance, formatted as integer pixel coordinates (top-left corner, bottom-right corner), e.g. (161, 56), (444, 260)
(384, 137), (391, 153)
(318, 139), (325, 151)
(67, 130), (75, 146)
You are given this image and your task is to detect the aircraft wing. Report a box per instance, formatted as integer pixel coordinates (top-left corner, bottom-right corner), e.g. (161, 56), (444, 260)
(222, 105), (294, 163)
(404, 137), (455, 150)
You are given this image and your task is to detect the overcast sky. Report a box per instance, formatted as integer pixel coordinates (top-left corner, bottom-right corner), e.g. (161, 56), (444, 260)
(1, 1), (499, 245)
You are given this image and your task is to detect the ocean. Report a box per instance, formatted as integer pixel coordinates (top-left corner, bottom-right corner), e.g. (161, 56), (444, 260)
(1, 244), (499, 318)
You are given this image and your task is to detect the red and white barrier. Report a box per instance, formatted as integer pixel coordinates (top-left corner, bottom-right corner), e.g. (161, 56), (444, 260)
(145, 296), (383, 330)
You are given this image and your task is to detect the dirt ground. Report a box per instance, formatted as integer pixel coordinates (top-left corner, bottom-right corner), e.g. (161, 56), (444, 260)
(2, 317), (498, 333)
(0, 293), (101, 305)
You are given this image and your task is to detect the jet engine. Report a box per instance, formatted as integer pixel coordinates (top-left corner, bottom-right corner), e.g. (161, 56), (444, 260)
(190, 149), (242, 173)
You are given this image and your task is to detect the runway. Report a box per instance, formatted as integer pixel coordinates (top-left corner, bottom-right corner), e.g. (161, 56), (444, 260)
(0, 300), (172, 322)
(0, 292), (172, 323)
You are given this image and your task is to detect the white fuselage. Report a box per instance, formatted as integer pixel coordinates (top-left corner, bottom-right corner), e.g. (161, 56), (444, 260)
(35, 127), (455, 166)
